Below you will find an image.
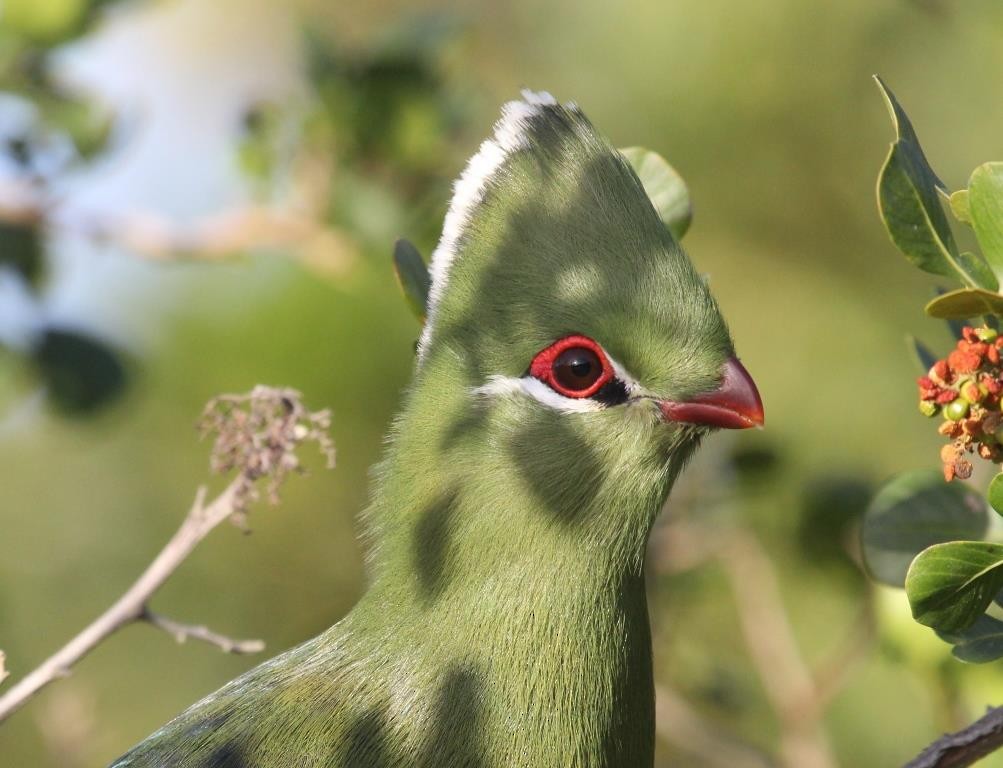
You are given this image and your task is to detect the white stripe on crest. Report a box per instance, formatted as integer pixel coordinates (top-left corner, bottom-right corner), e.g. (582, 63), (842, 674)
(417, 90), (558, 364)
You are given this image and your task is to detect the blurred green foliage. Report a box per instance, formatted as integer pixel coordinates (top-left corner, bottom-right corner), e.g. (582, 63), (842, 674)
(3, 1), (1003, 767)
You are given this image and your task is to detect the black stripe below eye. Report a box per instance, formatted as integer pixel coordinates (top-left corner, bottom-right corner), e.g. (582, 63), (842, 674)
(592, 378), (629, 406)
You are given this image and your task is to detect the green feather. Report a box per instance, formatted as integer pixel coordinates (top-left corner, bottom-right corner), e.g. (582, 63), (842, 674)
(110, 91), (736, 768)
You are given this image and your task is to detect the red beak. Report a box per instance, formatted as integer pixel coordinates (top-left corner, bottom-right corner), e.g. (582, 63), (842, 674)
(659, 357), (764, 429)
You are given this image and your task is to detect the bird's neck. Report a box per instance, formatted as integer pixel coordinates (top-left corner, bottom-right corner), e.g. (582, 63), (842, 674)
(345, 367), (691, 763)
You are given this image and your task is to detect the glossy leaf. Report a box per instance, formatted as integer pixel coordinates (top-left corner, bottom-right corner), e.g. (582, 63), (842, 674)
(969, 162), (1003, 280)
(906, 335), (937, 374)
(989, 473), (1003, 517)
(925, 287), (1003, 319)
(620, 146), (692, 241)
(905, 541), (1003, 633)
(392, 238), (431, 322)
(938, 613), (1003, 664)
(861, 470), (988, 587)
(874, 77), (981, 287)
(32, 327), (127, 415)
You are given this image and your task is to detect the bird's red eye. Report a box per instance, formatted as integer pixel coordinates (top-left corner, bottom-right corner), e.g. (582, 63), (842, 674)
(529, 335), (613, 398)
(553, 347), (602, 391)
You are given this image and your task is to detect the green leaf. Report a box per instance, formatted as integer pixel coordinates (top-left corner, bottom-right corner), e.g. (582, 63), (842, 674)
(906, 541), (1003, 633)
(32, 328), (128, 415)
(969, 162), (1003, 281)
(938, 614), (1003, 663)
(874, 77), (979, 287)
(861, 470), (988, 587)
(989, 473), (1003, 517)
(619, 147), (692, 241)
(907, 335), (938, 374)
(950, 189), (972, 225)
(392, 238), (431, 322)
(925, 288), (1003, 319)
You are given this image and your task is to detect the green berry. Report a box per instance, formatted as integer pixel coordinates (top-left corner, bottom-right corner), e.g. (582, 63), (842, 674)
(945, 399), (970, 421)
(919, 401), (939, 417)
(962, 381), (985, 404)
(978, 327), (999, 342)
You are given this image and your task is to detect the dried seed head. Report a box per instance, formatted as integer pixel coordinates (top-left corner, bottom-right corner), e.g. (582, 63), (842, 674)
(198, 386), (336, 517)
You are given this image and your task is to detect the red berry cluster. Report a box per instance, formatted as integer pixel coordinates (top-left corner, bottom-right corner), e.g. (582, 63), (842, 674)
(918, 325), (1003, 481)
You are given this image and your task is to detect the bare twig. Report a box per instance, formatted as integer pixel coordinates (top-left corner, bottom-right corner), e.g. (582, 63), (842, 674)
(719, 531), (838, 768)
(904, 706), (1003, 768)
(0, 386), (335, 724)
(0, 162), (356, 275)
(141, 610), (265, 655)
(0, 651), (8, 686)
(654, 683), (777, 768)
(809, 600), (875, 717)
(648, 520), (722, 574)
(652, 517), (876, 768)
(0, 479), (255, 723)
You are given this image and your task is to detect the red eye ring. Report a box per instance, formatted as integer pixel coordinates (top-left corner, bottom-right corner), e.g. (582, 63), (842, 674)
(529, 334), (614, 399)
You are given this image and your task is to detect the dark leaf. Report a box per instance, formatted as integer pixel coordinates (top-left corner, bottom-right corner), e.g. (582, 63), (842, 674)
(874, 77), (982, 287)
(0, 220), (43, 287)
(798, 475), (872, 574)
(32, 327), (127, 415)
(939, 614), (1003, 664)
(392, 238), (430, 322)
(906, 541), (1003, 633)
(861, 470), (988, 587)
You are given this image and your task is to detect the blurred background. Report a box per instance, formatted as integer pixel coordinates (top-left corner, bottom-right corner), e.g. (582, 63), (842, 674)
(1, 0), (1003, 765)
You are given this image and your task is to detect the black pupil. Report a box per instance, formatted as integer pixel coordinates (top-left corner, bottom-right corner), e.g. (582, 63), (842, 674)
(553, 347), (602, 391)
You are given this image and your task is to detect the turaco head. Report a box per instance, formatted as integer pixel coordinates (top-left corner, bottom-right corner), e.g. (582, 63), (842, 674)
(378, 91), (762, 583)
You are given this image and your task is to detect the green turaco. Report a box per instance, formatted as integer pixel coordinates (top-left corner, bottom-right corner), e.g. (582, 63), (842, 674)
(111, 91), (763, 768)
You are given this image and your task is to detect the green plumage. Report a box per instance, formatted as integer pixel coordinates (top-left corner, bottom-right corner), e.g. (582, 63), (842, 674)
(111, 93), (736, 767)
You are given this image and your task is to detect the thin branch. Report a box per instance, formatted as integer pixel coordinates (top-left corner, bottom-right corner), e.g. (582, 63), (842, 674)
(140, 609), (264, 655)
(718, 531), (838, 768)
(650, 519), (876, 768)
(0, 385), (335, 725)
(0, 165), (355, 275)
(0, 479), (256, 723)
(654, 683), (778, 768)
(809, 600), (875, 717)
(648, 520), (722, 574)
(904, 706), (1003, 768)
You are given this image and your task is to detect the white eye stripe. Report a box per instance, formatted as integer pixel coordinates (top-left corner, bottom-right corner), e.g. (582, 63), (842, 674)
(474, 375), (604, 413)
(472, 350), (641, 414)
